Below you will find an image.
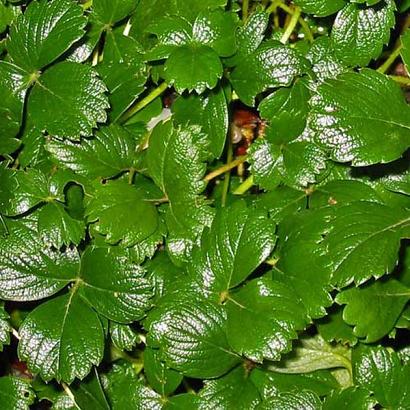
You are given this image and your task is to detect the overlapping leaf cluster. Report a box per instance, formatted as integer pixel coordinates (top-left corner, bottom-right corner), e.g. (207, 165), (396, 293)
(0, 0), (410, 408)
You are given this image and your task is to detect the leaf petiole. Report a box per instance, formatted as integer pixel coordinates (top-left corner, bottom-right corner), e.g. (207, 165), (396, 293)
(281, 6), (301, 44)
(204, 156), (247, 182)
(233, 175), (254, 195)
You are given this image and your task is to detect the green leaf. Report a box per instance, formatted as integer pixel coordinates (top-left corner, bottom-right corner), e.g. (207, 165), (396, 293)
(0, 220), (79, 301)
(92, 0), (136, 25)
(258, 390), (322, 410)
(316, 306), (358, 346)
(19, 292), (104, 382)
(401, 29), (410, 75)
(110, 322), (139, 351)
(353, 346), (410, 409)
(7, 0), (86, 72)
(0, 2), (19, 34)
(0, 377), (35, 410)
(28, 62), (109, 140)
(86, 180), (159, 247)
(259, 80), (310, 144)
(189, 201), (276, 295)
(0, 303), (11, 351)
(0, 61), (29, 145)
(268, 334), (351, 374)
(103, 362), (163, 410)
(46, 125), (139, 179)
(230, 41), (307, 106)
(147, 121), (214, 264)
(331, 1), (395, 67)
(79, 247), (152, 323)
(294, 0), (346, 17)
(37, 202), (85, 247)
(199, 366), (261, 409)
(323, 201), (410, 287)
(172, 86), (228, 159)
(249, 139), (328, 190)
(97, 32), (148, 122)
(144, 346), (183, 396)
(147, 297), (240, 378)
(226, 277), (308, 362)
(336, 278), (410, 342)
(309, 69), (410, 165)
(322, 387), (375, 410)
(164, 44), (222, 93)
(251, 368), (339, 399)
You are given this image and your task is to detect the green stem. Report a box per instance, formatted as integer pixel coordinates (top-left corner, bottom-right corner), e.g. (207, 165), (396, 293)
(120, 82), (168, 124)
(221, 139), (233, 207)
(62, 384), (81, 409)
(280, 6), (301, 44)
(233, 175), (254, 195)
(204, 156), (247, 182)
(242, 0), (249, 21)
(128, 167), (136, 185)
(390, 75), (410, 87)
(377, 45), (402, 74)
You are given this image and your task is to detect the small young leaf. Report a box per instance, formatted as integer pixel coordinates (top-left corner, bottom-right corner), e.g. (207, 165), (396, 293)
(110, 322), (139, 351)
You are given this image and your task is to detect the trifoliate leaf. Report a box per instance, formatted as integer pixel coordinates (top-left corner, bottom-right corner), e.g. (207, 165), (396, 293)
(268, 335), (351, 374)
(0, 377), (35, 410)
(323, 201), (410, 287)
(331, 1), (395, 67)
(147, 10), (237, 93)
(37, 202), (85, 247)
(147, 297), (240, 378)
(47, 125), (139, 179)
(144, 347), (183, 396)
(0, 303), (11, 351)
(322, 387), (375, 410)
(7, 0), (86, 72)
(79, 247), (152, 323)
(226, 277), (308, 362)
(259, 80), (310, 143)
(86, 180), (159, 247)
(353, 346), (410, 409)
(97, 32), (148, 122)
(92, 0), (136, 25)
(230, 41), (307, 106)
(294, 0), (346, 17)
(309, 69), (410, 165)
(199, 366), (261, 409)
(19, 292), (104, 382)
(172, 86), (228, 159)
(316, 306), (358, 346)
(249, 139), (328, 190)
(28, 62), (109, 140)
(336, 278), (410, 342)
(0, 61), (29, 145)
(189, 201), (276, 295)
(0, 220), (79, 301)
(259, 390), (321, 410)
(110, 322), (139, 351)
(102, 362), (162, 410)
(147, 121), (214, 264)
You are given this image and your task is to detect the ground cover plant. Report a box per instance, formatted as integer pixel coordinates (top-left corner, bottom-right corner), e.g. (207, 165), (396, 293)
(1, 0), (410, 408)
